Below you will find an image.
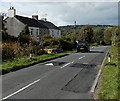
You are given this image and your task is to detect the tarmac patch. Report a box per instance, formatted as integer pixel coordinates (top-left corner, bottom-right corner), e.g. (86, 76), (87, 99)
(62, 64), (97, 93)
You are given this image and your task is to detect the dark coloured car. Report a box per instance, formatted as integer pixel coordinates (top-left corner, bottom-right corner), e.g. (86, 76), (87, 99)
(77, 41), (90, 52)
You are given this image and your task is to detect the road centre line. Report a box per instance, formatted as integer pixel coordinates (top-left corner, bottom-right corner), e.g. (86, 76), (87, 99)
(79, 56), (85, 60)
(71, 61), (74, 64)
(60, 62), (71, 69)
(61, 56), (85, 69)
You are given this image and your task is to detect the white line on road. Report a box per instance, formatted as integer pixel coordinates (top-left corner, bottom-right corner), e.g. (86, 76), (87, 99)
(61, 56), (85, 69)
(60, 62), (71, 69)
(2, 79), (42, 100)
(83, 63), (88, 64)
(79, 56), (85, 60)
(2, 75), (48, 101)
(71, 61), (74, 64)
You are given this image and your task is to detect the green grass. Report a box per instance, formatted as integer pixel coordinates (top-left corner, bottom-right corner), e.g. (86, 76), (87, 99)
(63, 50), (77, 53)
(1, 50), (76, 74)
(98, 46), (119, 99)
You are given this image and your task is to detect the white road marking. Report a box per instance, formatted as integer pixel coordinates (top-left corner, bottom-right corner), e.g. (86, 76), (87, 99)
(79, 56), (85, 60)
(61, 62), (71, 69)
(61, 56), (85, 69)
(45, 63), (54, 66)
(71, 61), (74, 64)
(1, 78), (43, 100)
(83, 63), (88, 64)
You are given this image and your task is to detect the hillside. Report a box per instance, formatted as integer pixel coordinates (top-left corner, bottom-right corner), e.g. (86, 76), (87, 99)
(59, 25), (113, 36)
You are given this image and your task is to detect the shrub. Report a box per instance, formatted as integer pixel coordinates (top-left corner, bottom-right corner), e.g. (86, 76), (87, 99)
(32, 45), (46, 55)
(2, 43), (16, 60)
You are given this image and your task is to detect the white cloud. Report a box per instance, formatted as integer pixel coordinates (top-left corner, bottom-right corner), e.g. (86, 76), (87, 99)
(0, 2), (118, 26)
(1, 0), (120, 2)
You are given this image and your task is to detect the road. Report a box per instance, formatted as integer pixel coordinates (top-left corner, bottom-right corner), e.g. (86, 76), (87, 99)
(2, 46), (109, 100)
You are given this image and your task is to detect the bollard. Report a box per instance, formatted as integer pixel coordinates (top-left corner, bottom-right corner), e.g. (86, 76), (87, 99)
(30, 50), (32, 60)
(107, 52), (111, 63)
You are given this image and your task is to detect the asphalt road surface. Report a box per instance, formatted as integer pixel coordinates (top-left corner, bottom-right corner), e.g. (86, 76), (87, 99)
(2, 46), (109, 100)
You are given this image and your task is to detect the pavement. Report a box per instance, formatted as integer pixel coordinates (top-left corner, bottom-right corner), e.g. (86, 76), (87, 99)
(2, 46), (109, 100)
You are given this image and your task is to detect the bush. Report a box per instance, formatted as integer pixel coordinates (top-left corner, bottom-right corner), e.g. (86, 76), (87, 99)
(58, 39), (74, 50)
(2, 45), (15, 60)
(32, 45), (46, 55)
(90, 43), (98, 46)
(42, 38), (75, 51)
(2, 42), (46, 60)
(14, 45), (31, 57)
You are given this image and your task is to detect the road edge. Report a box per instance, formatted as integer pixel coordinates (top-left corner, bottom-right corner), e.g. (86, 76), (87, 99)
(90, 47), (109, 99)
(2, 54), (69, 75)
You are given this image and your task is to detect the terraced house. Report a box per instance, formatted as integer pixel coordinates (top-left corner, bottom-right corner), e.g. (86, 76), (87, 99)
(4, 7), (61, 41)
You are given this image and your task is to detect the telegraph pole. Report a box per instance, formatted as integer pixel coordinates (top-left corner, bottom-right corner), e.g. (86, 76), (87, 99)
(74, 21), (76, 34)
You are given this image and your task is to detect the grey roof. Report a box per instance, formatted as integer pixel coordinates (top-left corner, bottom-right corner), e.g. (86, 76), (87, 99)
(15, 15), (48, 28)
(38, 20), (60, 30)
(15, 15), (60, 30)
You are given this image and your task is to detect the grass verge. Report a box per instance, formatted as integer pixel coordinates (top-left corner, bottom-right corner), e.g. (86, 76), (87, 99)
(1, 50), (76, 75)
(98, 46), (119, 99)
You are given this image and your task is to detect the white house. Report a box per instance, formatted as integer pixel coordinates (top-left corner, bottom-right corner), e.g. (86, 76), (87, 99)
(4, 7), (61, 42)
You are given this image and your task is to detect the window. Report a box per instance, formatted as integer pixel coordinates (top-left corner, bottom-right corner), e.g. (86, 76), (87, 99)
(30, 29), (33, 35)
(36, 29), (39, 36)
(39, 30), (41, 34)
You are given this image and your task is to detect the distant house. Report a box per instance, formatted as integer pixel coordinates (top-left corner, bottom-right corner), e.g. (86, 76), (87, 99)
(4, 7), (61, 42)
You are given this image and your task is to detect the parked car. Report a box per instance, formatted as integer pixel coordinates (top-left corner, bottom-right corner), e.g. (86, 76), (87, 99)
(76, 41), (90, 52)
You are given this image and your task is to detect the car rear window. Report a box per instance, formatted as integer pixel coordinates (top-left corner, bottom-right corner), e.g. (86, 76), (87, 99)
(78, 42), (86, 46)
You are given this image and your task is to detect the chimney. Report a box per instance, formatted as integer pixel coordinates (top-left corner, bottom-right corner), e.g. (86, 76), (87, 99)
(41, 18), (47, 21)
(32, 15), (38, 20)
(8, 7), (16, 17)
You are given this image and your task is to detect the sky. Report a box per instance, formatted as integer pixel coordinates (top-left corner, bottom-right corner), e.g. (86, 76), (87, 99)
(0, 0), (119, 26)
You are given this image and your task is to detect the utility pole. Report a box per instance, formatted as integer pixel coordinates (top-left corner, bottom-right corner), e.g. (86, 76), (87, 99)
(74, 21), (76, 34)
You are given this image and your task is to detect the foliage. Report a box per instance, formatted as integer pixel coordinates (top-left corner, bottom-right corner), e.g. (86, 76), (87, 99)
(104, 28), (113, 45)
(2, 42), (45, 60)
(93, 28), (104, 44)
(2, 30), (18, 42)
(32, 45), (46, 55)
(111, 26), (120, 46)
(41, 34), (52, 42)
(2, 43), (16, 60)
(18, 25), (30, 45)
(77, 25), (94, 43)
(1, 53), (67, 74)
(42, 37), (75, 51)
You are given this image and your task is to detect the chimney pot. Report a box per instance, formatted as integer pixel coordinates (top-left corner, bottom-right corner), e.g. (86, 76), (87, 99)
(32, 15), (38, 20)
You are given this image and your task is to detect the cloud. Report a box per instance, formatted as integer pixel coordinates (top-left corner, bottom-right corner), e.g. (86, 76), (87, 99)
(1, 0), (120, 2)
(0, 2), (118, 26)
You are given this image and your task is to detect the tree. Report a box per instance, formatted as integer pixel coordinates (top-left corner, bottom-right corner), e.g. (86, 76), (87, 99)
(111, 26), (120, 46)
(104, 28), (113, 45)
(18, 25), (30, 45)
(93, 28), (104, 44)
(77, 25), (93, 43)
(41, 34), (52, 42)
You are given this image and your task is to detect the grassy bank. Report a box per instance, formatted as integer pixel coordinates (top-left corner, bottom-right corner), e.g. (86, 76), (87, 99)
(98, 46), (119, 99)
(1, 50), (76, 74)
